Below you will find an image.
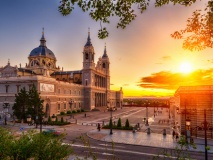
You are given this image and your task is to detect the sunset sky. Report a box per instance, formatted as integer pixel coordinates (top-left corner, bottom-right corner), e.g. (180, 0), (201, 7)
(1, 0), (213, 97)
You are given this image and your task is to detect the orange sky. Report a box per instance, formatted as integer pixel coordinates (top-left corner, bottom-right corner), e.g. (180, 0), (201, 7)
(1, 1), (213, 97)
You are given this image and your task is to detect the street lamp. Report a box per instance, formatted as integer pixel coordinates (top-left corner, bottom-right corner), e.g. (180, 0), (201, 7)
(3, 102), (10, 125)
(144, 101), (150, 126)
(107, 100), (113, 135)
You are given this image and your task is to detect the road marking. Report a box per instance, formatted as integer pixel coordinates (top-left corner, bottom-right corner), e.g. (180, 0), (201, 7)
(99, 144), (126, 148)
(63, 142), (196, 159)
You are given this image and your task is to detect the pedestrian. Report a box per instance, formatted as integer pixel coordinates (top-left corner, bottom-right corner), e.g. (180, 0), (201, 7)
(175, 132), (179, 141)
(172, 130), (175, 139)
(84, 113), (86, 118)
(97, 123), (101, 131)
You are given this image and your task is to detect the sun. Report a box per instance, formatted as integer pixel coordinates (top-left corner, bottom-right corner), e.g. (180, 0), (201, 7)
(179, 62), (193, 74)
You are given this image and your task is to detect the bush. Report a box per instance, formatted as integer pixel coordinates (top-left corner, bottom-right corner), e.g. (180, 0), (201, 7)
(60, 112), (65, 115)
(56, 116), (58, 122)
(61, 117), (64, 123)
(81, 109), (85, 112)
(72, 110), (76, 113)
(77, 110), (81, 113)
(117, 118), (122, 128)
(48, 116), (51, 122)
(125, 119), (130, 128)
(67, 111), (71, 114)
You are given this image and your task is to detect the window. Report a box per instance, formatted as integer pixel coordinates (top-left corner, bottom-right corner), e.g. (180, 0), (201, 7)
(103, 63), (106, 68)
(85, 79), (88, 86)
(16, 85), (20, 93)
(5, 85), (9, 93)
(70, 90), (72, 94)
(58, 89), (60, 93)
(64, 103), (66, 109)
(79, 91), (81, 95)
(64, 89), (66, 94)
(85, 53), (89, 60)
(58, 104), (60, 110)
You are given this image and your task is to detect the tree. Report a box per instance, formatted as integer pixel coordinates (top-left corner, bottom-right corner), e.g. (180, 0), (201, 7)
(171, 1), (213, 51)
(59, 0), (200, 39)
(28, 85), (44, 122)
(0, 128), (73, 160)
(13, 87), (29, 122)
(13, 85), (44, 123)
(125, 119), (130, 128)
(117, 118), (122, 128)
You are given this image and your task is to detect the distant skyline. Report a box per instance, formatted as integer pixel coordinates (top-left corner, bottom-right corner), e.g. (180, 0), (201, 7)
(1, 0), (213, 97)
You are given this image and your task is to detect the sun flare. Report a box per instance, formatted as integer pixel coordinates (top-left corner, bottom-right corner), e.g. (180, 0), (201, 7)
(179, 62), (193, 74)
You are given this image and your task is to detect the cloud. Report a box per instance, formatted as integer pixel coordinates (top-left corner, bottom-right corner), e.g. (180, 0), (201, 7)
(161, 56), (171, 61)
(139, 69), (213, 90)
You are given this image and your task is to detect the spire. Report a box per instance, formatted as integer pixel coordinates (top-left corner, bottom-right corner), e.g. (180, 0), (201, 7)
(40, 27), (46, 47)
(7, 59), (10, 66)
(85, 28), (92, 46)
(102, 43), (108, 58)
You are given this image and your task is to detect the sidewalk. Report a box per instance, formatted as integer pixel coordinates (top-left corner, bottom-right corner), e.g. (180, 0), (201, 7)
(87, 129), (213, 153)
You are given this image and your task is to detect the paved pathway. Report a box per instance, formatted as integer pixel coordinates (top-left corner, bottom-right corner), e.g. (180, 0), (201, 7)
(87, 129), (213, 153)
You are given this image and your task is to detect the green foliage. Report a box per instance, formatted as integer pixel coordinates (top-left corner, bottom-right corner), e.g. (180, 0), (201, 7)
(48, 116), (51, 122)
(103, 125), (133, 130)
(81, 109), (84, 112)
(67, 110), (72, 114)
(60, 117), (64, 123)
(125, 119), (130, 128)
(13, 87), (29, 121)
(56, 116), (58, 122)
(0, 128), (73, 160)
(60, 111), (65, 115)
(171, 1), (213, 51)
(117, 118), (122, 128)
(58, 0), (198, 39)
(77, 109), (81, 113)
(13, 85), (44, 122)
(72, 110), (76, 113)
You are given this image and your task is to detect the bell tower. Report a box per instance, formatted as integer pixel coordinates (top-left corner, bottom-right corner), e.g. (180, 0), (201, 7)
(83, 28), (95, 69)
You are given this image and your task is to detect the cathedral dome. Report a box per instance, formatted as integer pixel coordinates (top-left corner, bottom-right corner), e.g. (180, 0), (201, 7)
(29, 30), (56, 60)
(29, 46), (56, 59)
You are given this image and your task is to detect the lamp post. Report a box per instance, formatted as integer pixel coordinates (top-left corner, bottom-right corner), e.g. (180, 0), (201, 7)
(108, 100), (113, 135)
(204, 109), (208, 160)
(185, 118), (191, 144)
(144, 101), (149, 126)
(3, 102), (10, 125)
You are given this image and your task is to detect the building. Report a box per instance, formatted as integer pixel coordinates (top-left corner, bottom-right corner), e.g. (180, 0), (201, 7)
(0, 30), (123, 118)
(174, 85), (213, 139)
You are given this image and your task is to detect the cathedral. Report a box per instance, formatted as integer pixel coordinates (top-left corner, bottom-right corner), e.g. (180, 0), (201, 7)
(0, 30), (123, 117)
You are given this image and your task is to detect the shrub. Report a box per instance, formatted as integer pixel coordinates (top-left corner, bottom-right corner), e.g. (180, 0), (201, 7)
(125, 119), (130, 128)
(48, 116), (51, 122)
(77, 110), (81, 113)
(67, 111), (71, 114)
(117, 118), (122, 128)
(109, 118), (113, 128)
(56, 116), (58, 122)
(81, 109), (85, 112)
(72, 110), (76, 113)
(61, 117), (64, 123)
(60, 112), (65, 115)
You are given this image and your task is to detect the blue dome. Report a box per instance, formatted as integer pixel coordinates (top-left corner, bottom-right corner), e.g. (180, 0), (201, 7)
(29, 46), (56, 59)
(29, 31), (56, 60)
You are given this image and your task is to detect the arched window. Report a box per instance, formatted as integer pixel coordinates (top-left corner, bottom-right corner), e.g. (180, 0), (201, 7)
(85, 53), (89, 60)
(102, 63), (106, 68)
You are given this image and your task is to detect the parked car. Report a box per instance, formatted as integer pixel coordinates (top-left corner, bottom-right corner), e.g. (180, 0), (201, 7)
(43, 129), (61, 136)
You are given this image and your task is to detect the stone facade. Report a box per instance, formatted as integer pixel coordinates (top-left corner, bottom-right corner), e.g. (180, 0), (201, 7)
(174, 85), (213, 139)
(0, 30), (123, 118)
